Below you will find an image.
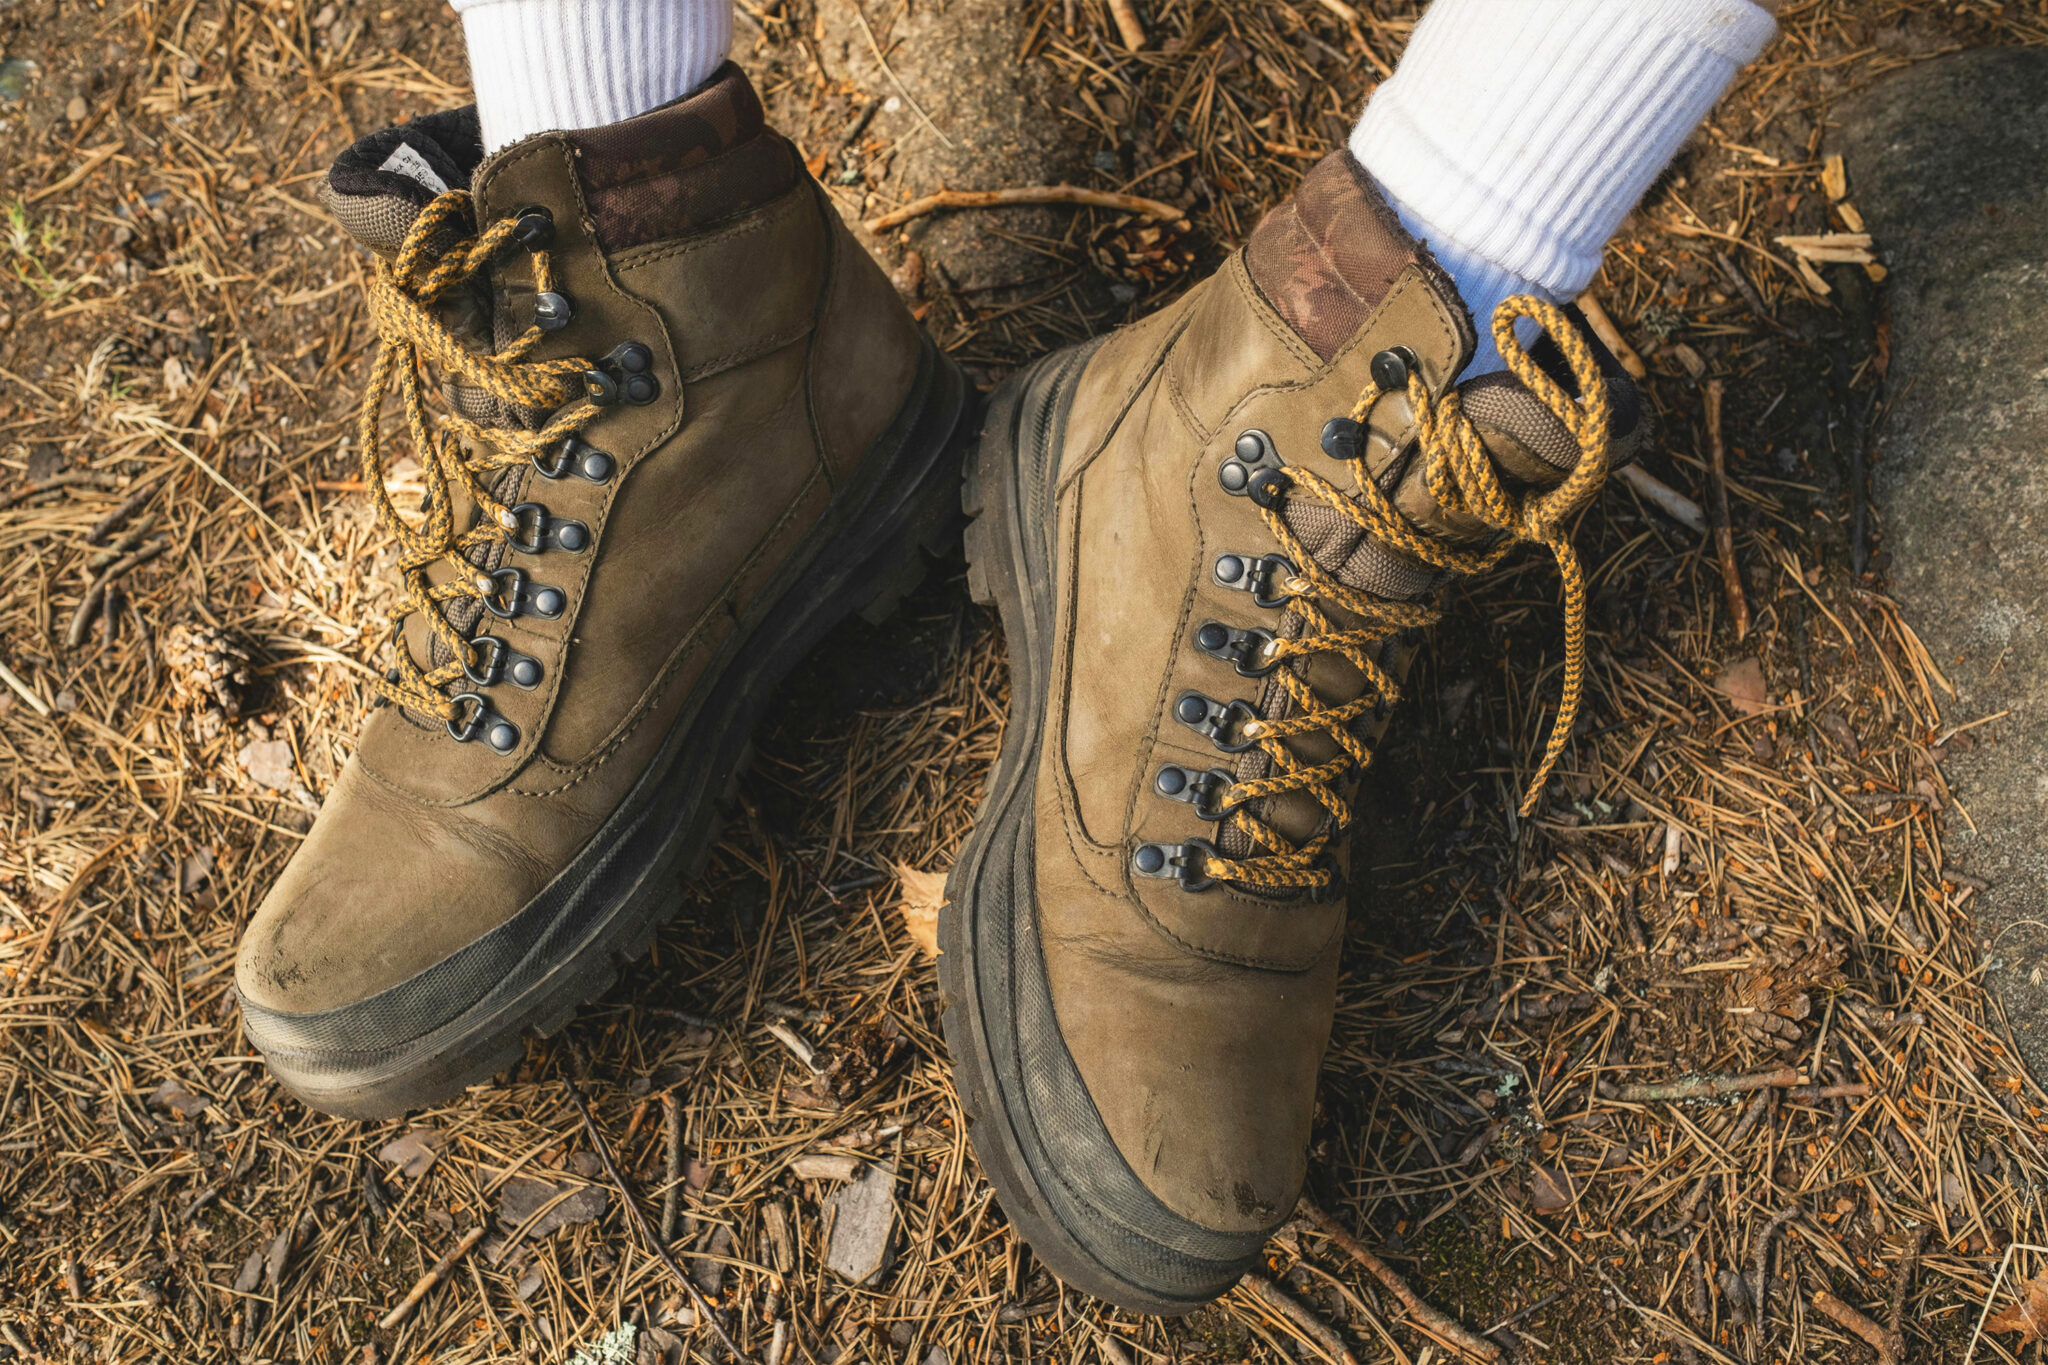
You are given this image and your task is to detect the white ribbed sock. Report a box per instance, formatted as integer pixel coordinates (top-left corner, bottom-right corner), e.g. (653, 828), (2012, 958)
(453, 0), (734, 154)
(1350, 0), (1777, 375)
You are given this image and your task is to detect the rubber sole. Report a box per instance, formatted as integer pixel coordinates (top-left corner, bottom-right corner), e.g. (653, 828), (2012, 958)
(250, 336), (974, 1119)
(941, 342), (1265, 1316)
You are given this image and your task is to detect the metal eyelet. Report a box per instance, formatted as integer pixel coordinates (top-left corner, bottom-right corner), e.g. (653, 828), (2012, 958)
(1370, 345), (1419, 391)
(1245, 466), (1292, 509)
(1212, 552), (1300, 610)
(532, 437), (614, 483)
(1217, 428), (1284, 495)
(1154, 765), (1234, 822)
(447, 692), (521, 754)
(1320, 416), (1364, 462)
(509, 206), (555, 250)
(477, 566), (567, 620)
(501, 502), (590, 555)
(534, 291), (574, 332)
(1171, 690), (1262, 753)
(604, 341), (653, 375)
(464, 635), (544, 690)
(581, 342), (660, 406)
(1131, 838), (1218, 893)
(1193, 620), (1279, 678)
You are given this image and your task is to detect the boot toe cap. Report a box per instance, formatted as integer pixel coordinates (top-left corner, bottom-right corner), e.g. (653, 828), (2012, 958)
(235, 758), (553, 1087)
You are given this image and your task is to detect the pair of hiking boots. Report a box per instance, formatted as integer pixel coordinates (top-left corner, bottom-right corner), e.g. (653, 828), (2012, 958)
(234, 66), (1646, 1313)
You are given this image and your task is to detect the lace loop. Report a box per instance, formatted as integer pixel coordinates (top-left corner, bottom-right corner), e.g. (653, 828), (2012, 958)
(352, 190), (599, 721)
(1201, 295), (1611, 891)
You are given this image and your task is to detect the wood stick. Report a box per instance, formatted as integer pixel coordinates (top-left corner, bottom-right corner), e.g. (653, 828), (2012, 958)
(1617, 464), (1707, 534)
(0, 656), (50, 717)
(1243, 1274), (1359, 1365)
(567, 1084), (747, 1361)
(1749, 1205), (1803, 1330)
(1106, 0), (1145, 49)
(376, 1225), (483, 1330)
(1704, 379), (1752, 640)
(865, 185), (1186, 234)
(65, 540), (166, 649)
(1574, 291), (1647, 379)
(1603, 1066), (1797, 1104)
(660, 1091), (684, 1244)
(1298, 1200), (1502, 1363)
(0, 470), (126, 513)
(1812, 1289), (1902, 1365)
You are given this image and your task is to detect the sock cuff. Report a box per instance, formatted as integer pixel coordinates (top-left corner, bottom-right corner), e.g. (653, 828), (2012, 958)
(457, 0), (734, 153)
(1350, 0), (1775, 299)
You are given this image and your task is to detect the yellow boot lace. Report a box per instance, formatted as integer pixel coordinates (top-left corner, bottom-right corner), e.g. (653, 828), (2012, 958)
(1202, 296), (1612, 892)
(353, 191), (600, 721)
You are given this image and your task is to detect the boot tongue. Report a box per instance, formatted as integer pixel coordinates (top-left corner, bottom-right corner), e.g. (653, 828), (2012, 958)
(322, 108), (485, 257)
(1230, 320), (1651, 860)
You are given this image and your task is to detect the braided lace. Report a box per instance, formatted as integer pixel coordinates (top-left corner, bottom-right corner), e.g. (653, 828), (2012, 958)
(1203, 296), (1611, 892)
(354, 191), (599, 720)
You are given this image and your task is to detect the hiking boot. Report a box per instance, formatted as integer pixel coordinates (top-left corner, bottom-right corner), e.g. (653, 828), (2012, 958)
(942, 152), (1647, 1312)
(235, 65), (971, 1119)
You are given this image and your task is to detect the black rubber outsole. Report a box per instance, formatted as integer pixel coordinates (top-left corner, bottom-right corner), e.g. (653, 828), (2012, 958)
(941, 343), (1258, 1317)
(252, 337), (975, 1119)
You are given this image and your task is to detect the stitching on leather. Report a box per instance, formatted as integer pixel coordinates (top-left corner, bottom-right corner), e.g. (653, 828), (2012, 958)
(1052, 305), (1193, 493)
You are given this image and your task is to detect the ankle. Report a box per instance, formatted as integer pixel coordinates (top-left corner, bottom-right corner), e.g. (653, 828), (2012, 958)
(454, 0), (733, 154)
(1348, 0), (1777, 376)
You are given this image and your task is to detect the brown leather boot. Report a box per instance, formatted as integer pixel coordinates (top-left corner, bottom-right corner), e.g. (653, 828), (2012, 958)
(235, 65), (971, 1118)
(943, 153), (1647, 1312)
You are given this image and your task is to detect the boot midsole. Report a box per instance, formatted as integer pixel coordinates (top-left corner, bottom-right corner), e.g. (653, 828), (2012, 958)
(941, 340), (1269, 1314)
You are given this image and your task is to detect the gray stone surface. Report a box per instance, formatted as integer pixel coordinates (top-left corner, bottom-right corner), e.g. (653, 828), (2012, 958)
(1834, 48), (2048, 1071)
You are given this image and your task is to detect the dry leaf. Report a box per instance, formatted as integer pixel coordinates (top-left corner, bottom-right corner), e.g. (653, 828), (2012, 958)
(1714, 657), (1769, 716)
(1528, 1163), (1575, 1215)
(378, 1128), (447, 1179)
(1988, 1268), (2048, 1347)
(497, 1175), (608, 1240)
(895, 864), (947, 959)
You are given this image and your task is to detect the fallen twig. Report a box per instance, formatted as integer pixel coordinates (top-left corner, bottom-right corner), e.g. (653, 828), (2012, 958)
(0, 470), (126, 513)
(1603, 1066), (1797, 1104)
(864, 185), (1187, 234)
(1617, 464), (1708, 534)
(1574, 291), (1647, 379)
(1785, 1081), (1872, 1102)
(1243, 1274), (1359, 1365)
(1106, 0), (1145, 48)
(65, 539), (166, 649)
(660, 1091), (684, 1244)
(1298, 1200), (1502, 1363)
(1749, 1205), (1803, 1331)
(376, 1226), (484, 1330)
(0, 656), (50, 717)
(1704, 379), (1751, 639)
(88, 469), (172, 545)
(1888, 1228), (1925, 1340)
(567, 1084), (746, 1361)
(1813, 1289), (1903, 1365)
